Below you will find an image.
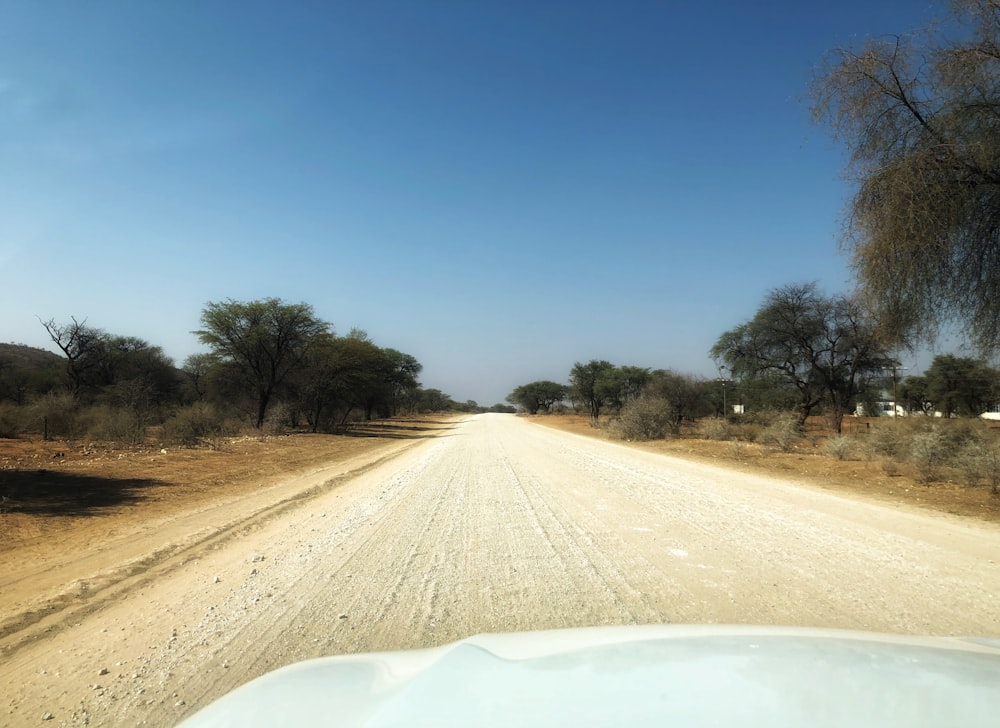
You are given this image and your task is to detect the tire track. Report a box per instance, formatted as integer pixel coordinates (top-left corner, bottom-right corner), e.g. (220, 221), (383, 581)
(4, 414), (1000, 727)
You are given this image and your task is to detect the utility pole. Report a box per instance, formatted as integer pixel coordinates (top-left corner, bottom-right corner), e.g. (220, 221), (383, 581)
(885, 362), (907, 416)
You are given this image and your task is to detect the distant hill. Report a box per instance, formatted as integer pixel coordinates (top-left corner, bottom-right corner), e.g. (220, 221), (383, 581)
(0, 343), (62, 370)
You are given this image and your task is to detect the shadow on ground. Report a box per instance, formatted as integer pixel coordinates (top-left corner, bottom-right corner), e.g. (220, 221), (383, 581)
(0, 470), (167, 517)
(340, 422), (458, 440)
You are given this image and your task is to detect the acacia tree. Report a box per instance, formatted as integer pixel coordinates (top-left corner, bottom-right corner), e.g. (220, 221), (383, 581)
(506, 381), (568, 414)
(381, 348), (422, 416)
(923, 353), (999, 416)
(811, 0), (1000, 351)
(646, 370), (710, 435)
(711, 283), (892, 432)
(181, 353), (217, 401)
(898, 374), (934, 415)
(615, 366), (652, 408)
(568, 360), (617, 422)
(195, 298), (328, 428)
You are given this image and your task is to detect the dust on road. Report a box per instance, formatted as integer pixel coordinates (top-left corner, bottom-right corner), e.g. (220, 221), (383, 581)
(4, 413), (999, 726)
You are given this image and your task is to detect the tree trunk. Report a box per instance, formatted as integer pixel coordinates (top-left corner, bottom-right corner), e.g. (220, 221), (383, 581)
(255, 389), (271, 429)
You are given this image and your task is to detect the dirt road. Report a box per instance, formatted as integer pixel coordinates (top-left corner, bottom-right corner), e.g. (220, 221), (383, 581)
(4, 413), (999, 726)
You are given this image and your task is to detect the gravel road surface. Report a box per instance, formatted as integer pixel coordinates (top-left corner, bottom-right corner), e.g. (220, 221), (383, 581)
(5, 413), (999, 726)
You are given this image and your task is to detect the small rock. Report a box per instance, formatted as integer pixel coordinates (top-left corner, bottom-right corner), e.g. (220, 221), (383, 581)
(338, 614), (348, 620)
(213, 576), (221, 584)
(42, 712), (54, 721)
(251, 555), (265, 563)
(98, 667), (109, 676)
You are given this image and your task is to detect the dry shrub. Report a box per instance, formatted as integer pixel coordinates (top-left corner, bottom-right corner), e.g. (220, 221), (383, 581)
(880, 459), (903, 477)
(82, 405), (147, 446)
(697, 418), (732, 441)
(909, 427), (950, 483)
(610, 397), (673, 441)
(956, 440), (1000, 494)
(866, 420), (912, 460)
(27, 390), (83, 439)
(823, 435), (858, 461)
(0, 402), (24, 438)
(259, 402), (292, 436)
(868, 417), (987, 462)
(761, 413), (802, 453)
(163, 402), (235, 446)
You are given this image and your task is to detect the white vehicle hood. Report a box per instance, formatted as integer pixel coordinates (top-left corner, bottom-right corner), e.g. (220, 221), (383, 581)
(179, 625), (1000, 727)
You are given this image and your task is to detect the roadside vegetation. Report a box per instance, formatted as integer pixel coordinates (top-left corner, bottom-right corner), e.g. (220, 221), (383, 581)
(507, 342), (1000, 500)
(0, 299), (505, 450)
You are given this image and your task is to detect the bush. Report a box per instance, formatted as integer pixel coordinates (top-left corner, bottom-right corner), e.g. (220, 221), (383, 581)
(610, 397), (673, 441)
(955, 440), (1000, 494)
(259, 401), (292, 436)
(909, 426), (952, 483)
(82, 405), (147, 446)
(823, 435), (858, 460)
(0, 402), (24, 438)
(730, 409), (786, 427)
(867, 417), (987, 460)
(697, 418), (732, 441)
(28, 390), (83, 439)
(761, 413), (802, 452)
(163, 402), (234, 446)
(866, 420), (912, 460)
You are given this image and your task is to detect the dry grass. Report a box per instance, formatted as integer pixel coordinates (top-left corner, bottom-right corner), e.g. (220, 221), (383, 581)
(530, 413), (1000, 523)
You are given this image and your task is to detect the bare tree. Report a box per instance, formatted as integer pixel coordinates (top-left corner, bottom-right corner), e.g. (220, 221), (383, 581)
(38, 316), (107, 393)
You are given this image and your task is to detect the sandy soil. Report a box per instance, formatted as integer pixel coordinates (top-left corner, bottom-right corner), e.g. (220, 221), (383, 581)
(2, 414), (999, 726)
(538, 414), (1000, 523)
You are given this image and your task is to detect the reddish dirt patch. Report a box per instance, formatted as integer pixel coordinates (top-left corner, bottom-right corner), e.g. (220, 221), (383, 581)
(0, 418), (453, 555)
(533, 414), (1000, 523)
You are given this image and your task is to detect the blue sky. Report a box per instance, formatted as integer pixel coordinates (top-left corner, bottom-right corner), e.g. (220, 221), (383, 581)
(0, 1), (942, 405)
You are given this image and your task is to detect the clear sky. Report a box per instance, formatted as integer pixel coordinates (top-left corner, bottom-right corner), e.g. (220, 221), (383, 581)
(0, 1), (942, 406)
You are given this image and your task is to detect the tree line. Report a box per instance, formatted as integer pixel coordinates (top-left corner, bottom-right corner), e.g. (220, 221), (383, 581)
(509, 282), (1000, 441)
(0, 298), (487, 444)
(508, 363), (716, 439)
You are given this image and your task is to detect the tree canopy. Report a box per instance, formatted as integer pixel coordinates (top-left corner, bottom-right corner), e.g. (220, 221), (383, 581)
(922, 353), (998, 417)
(711, 283), (892, 432)
(195, 298), (328, 428)
(811, 0), (1000, 351)
(506, 381), (568, 415)
(568, 360), (618, 422)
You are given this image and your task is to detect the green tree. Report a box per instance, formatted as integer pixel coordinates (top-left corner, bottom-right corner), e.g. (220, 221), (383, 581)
(195, 298), (328, 428)
(381, 348), (422, 416)
(811, 0), (1000, 352)
(568, 360), (617, 422)
(506, 381), (568, 414)
(711, 283), (892, 432)
(923, 354), (998, 417)
(181, 352), (217, 401)
(413, 388), (454, 413)
(614, 366), (651, 409)
(647, 370), (710, 435)
(898, 374), (933, 415)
